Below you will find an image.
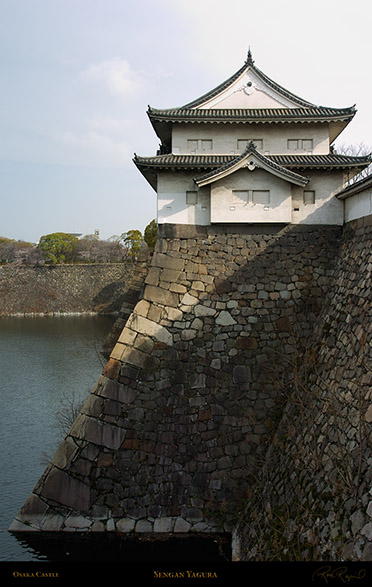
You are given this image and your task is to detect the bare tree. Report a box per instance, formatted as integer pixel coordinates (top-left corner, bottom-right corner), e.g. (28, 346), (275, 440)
(334, 141), (372, 184)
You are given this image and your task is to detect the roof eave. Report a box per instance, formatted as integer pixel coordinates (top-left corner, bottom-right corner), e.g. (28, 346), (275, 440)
(329, 114), (356, 144)
(133, 156), (158, 191)
(195, 147), (309, 188)
(147, 107), (355, 126)
(336, 170), (372, 199)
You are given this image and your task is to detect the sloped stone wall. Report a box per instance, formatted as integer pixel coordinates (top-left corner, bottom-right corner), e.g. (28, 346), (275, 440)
(101, 262), (150, 357)
(10, 223), (342, 538)
(236, 215), (372, 561)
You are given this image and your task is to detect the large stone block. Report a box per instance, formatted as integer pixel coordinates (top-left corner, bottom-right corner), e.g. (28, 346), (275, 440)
(216, 311), (237, 326)
(38, 467), (92, 511)
(128, 314), (173, 346)
(160, 268), (182, 283)
(194, 304), (216, 317)
(51, 435), (79, 469)
(143, 284), (179, 307)
(153, 252), (185, 272)
(121, 346), (160, 371)
(145, 266), (161, 286)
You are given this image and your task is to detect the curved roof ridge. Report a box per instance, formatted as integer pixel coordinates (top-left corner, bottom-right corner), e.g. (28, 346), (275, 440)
(194, 142), (309, 187)
(181, 61), (248, 109)
(176, 52), (353, 112)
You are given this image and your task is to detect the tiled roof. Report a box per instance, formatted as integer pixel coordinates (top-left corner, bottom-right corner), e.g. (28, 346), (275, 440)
(181, 51), (317, 109)
(133, 153), (370, 170)
(336, 173), (372, 199)
(147, 106), (355, 124)
(194, 144), (309, 187)
(270, 153), (372, 168)
(147, 53), (356, 147)
(133, 154), (233, 169)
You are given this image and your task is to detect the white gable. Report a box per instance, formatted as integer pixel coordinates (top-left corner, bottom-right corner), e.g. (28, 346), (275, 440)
(198, 68), (299, 110)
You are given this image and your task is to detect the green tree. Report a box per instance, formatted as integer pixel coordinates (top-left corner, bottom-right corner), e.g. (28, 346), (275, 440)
(38, 232), (79, 264)
(121, 229), (143, 260)
(144, 219), (157, 251)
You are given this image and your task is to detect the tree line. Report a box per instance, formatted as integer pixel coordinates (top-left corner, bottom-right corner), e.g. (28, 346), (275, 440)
(0, 219), (157, 265)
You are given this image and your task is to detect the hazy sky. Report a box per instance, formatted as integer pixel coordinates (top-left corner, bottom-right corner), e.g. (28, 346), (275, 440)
(1, 0), (372, 243)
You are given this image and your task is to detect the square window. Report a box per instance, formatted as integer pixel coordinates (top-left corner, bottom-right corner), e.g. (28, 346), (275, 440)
(186, 191), (198, 205)
(252, 190), (270, 205)
(303, 190), (315, 205)
(201, 139), (213, 151)
(232, 190), (249, 204)
(287, 139), (299, 150)
(187, 140), (198, 153)
(187, 139), (213, 153)
(302, 139), (313, 151)
(287, 139), (313, 151)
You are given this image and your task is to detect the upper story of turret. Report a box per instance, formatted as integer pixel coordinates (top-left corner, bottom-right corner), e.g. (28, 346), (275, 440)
(147, 50), (356, 158)
(134, 51), (370, 227)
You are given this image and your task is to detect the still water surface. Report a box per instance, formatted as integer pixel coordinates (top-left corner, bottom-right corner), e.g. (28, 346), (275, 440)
(0, 316), (230, 564)
(0, 315), (115, 561)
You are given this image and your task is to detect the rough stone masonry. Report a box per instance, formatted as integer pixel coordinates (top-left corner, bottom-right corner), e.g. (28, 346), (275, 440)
(10, 222), (344, 551)
(236, 214), (372, 561)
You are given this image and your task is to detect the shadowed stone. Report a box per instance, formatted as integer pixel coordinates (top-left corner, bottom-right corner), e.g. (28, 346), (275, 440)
(235, 336), (258, 350)
(135, 519), (153, 532)
(216, 311), (237, 326)
(37, 467), (91, 511)
(174, 518), (191, 533)
(153, 517), (174, 532)
(194, 304), (216, 317)
(121, 346), (160, 371)
(233, 365), (252, 385)
(65, 515), (92, 530)
(51, 435), (79, 469)
(116, 518), (135, 532)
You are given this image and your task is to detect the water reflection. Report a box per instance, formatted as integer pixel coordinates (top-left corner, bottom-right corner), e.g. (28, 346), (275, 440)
(0, 315), (115, 561)
(12, 533), (231, 562)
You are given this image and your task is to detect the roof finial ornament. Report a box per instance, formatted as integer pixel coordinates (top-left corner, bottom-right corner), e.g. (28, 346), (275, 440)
(246, 47), (254, 66)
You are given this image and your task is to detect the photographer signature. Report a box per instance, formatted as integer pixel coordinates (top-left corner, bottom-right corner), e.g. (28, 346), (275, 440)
(312, 566), (367, 583)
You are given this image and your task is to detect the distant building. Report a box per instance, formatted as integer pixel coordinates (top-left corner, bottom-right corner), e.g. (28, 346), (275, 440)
(134, 51), (370, 227)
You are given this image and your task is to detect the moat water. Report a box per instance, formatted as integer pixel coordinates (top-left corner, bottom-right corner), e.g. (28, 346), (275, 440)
(0, 315), (230, 565)
(0, 315), (115, 562)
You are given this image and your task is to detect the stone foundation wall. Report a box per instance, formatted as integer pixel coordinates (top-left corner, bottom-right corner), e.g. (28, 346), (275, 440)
(10, 223), (343, 538)
(236, 214), (372, 561)
(0, 263), (138, 315)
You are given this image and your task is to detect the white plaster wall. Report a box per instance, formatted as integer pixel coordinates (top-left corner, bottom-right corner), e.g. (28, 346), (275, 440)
(344, 189), (372, 222)
(210, 168), (292, 223)
(197, 69), (298, 110)
(172, 123), (329, 156)
(156, 168), (345, 226)
(157, 172), (210, 225)
(291, 171), (345, 225)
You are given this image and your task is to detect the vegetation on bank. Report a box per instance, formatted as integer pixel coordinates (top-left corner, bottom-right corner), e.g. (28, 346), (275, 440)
(0, 219), (157, 265)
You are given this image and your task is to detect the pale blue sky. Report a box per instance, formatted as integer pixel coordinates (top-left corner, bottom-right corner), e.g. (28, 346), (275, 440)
(1, 0), (371, 243)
